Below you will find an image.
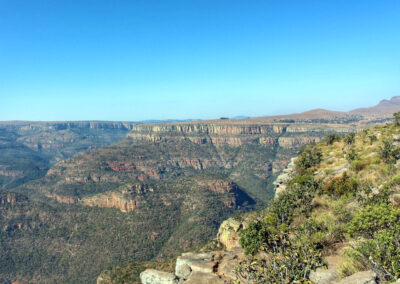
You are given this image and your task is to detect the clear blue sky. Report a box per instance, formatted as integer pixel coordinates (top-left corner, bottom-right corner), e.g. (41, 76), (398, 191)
(1, 0), (399, 121)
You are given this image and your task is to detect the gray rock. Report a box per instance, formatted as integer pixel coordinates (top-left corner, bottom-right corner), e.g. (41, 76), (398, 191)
(309, 267), (338, 284)
(184, 271), (225, 284)
(175, 257), (192, 280)
(390, 193), (400, 206)
(140, 269), (178, 284)
(273, 157), (297, 198)
(176, 252), (216, 275)
(335, 271), (376, 284)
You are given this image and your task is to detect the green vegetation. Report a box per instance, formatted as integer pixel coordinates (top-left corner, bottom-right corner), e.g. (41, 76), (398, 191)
(0, 125), (130, 190)
(295, 143), (322, 173)
(344, 132), (356, 145)
(379, 139), (400, 164)
(235, 120), (400, 282)
(324, 133), (342, 145)
(394, 112), (400, 126)
(0, 175), (251, 283)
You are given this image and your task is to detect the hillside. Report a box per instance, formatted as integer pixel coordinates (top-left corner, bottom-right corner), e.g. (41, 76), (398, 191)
(139, 117), (400, 283)
(0, 121), (134, 189)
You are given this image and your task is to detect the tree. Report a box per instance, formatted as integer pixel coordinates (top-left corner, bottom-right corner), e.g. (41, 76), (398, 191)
(394, 112), (400, 126)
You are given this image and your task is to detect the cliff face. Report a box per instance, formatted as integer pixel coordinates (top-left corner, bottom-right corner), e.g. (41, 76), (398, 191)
(24, 120), (364, 220)
(128, 123), (355, 147)
(1, 121), (135, 131)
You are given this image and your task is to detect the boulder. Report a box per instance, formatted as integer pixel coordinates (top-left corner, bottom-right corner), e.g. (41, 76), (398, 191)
(175, 257), (192, 280)
(390, 194), (400, 206)
(140, 269), (178, 284)
(217, 218), (243, 250)
(309, 267), (338, 284)
(273, 157), (297, 197)
(184, 272), (225, 284)
(335, 271), (376, 284)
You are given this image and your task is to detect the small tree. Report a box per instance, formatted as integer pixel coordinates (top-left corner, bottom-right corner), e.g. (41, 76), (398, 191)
(379, 139), (400, 164)
(394, 112), (400, 126)
(324, 133), (341, 145)
(344, 133), (356, 145)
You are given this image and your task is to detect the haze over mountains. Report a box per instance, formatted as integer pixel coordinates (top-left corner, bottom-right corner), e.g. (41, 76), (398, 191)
(0, 97), (399, 283)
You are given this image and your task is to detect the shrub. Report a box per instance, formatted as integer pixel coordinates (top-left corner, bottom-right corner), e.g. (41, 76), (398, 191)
(338, 249), (367, 278)
(346, 148), (358, 162)
(296, 144), (322, 173)
(394, 112), (400, 126)
(270, 174), (319, 224)
(379, 139), (400, 164)
(239, 220), (272, 255)
(344, 133), (356, 145)
(240, 174), (320, 255)
(368, 134), (378, 145)
(236, 228), (326, 283)
(324, 134), (341, 145)
(324, 172), (358, 197)
(350, 160), (366, 172)
(347, 203), (400, 238)
(348, 228), (400, 281)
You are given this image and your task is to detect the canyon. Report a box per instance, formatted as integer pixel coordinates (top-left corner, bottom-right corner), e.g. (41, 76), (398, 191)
(1, 97), (400, 283)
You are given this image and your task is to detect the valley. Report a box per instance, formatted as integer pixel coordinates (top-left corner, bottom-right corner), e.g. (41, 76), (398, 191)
(1, 97), (400, 283)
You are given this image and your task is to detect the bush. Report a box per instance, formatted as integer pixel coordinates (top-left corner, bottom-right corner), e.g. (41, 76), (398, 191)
(324, 134), (341, 145)
(236, 225), (326, 283)
(356, 230), (400, 280)
(347, 203), (400, 238)
(296, 144), (322, 172)
(239, 219), (278, 255)
(240, 174), (320, 255)
(350, 160), (366, 172)
(344, 133), (356, 145)
(379, 139), (400, 164)
(324, 172), (358, 197)
(270, 174), (319, 224)
(394, 112), (400, 126)
(368, 134), (378, 145)
(348, 204), (400, 281)
(346, 148), (359, 162)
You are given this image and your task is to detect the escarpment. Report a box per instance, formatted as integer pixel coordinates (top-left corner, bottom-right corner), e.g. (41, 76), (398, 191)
(6, 117), (373, 283)
(32, 120), (360, 210)
(128, 122), (355, 147)
(137, 120), (400, 284)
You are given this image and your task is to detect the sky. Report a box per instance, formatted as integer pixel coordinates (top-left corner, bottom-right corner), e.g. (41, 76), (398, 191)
(0, 0), (400, 121)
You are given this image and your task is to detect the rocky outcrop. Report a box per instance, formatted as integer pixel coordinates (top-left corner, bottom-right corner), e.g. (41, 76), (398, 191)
(0, 167), (23, 177)
(140, 269), (178, 284)
(128, 122), (357, 147)
(198, 181), (238, 194)
(0, 192), (27, 205)
(81, 191), (138, 213)
(390, 193), (400, 206)
(335, 271), (377, 284)
(139, 217), (249, 284)
(216, 218), (243, 250)
(310, 267), (339, 284)
(140, 248), (247, 284)
(273, 157), (297, 197)
(1, 121), (135, 131)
